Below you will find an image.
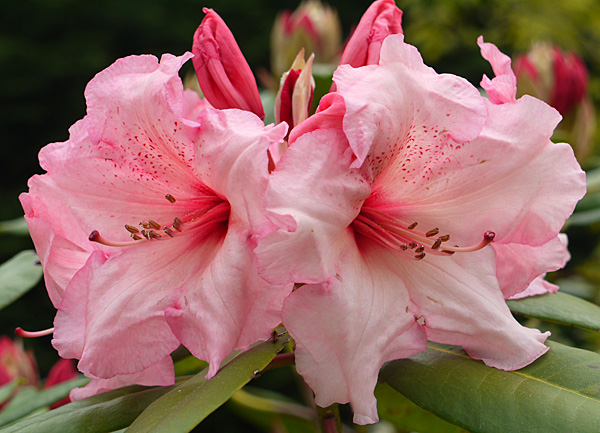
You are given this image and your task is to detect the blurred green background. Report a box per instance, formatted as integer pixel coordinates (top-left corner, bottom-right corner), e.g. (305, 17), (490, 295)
(2, 0), (600, 430)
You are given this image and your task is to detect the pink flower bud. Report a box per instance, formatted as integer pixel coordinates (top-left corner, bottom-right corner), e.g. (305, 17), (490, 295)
(339, 0), (403, 68)
(192, 8), (264, 119)
(271, 1), (342, 79)
(275, 50), (315, 132)
(0, 336), (38, 388)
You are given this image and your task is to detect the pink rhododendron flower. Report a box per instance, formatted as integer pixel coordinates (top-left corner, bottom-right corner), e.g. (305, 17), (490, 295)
(21, 52), (290, 398)
(256, 34), (585, 424)
(193, 8), (265, 119)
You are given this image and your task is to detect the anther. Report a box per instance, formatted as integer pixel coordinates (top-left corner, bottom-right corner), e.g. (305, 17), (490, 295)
(400, 244), (408, 250)
(163, 227), (175, 237)
(148, 220), (161, 230)
(440, 250), (455, 255)
(130, 233), (142, 240)
(173, 218), (183, 232)
(148, 231), (162, 240)
(407, 222), (418, 230)
(415, 245), (425, 254)
(438, 234), (450, 242)
(431, 238), (442, 250)
(415, 252), (426, 260)
(141, 229), (151, 240)
(408, 241), (418, 249)
(165, 194), (177, 203)
(125, 224), (140, 234)
(426, 228), (439, 237)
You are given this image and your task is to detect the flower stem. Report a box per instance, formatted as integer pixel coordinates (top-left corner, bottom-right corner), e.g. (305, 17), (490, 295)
(317, 404), (342, 433)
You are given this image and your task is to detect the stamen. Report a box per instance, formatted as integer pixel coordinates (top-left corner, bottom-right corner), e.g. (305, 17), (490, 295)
(148, 231), (162, 240)
(165, 194), (177, 203)
(125, 224), (139, 234)
(130, 233), (142, 240)
(163, 227), (175, 237)
(425, 228), (439, 237)
(15, 327), (54, 338)
(173, 218), (183, 232)
(408, 222), (418, 230)
(90, 230), (143, 247)
(148, 220), (161, 230)
(431, 238), (443, 250)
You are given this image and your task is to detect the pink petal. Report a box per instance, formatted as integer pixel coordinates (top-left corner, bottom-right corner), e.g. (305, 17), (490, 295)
(509, 277), (559, 300)
(165, 225), (290, 378)
(339, 0), (403, 68)
(193, 107), (287, 232)
(283, 235), (426, 425)
(256, 128), (370, 285)
(394, 248), (550, 370)
(335, 34), (487, 168)
(366, 97), (585, 249)
(494, 234), (569, 299)
(288, 92), (346, 144)
(70, 356), (174, 401)
(182, 89), (211, 123)
(477, 36), (517, 104)
(192, 8), (264, 119)
(52, 238), (199, 378)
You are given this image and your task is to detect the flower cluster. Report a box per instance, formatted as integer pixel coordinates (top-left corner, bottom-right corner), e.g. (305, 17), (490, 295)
(21, 0), (585, 424)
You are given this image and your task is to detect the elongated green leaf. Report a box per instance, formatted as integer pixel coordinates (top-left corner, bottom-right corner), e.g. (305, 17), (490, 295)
(381, 341), (600, 433)
(507, 292), (600, 331)
(0, 377), (89, 427)
(0, 381), (18, 407)
(228, 387), (317, 433)
(0, 384), (179, 433)
(0, 250), (43, 311)
(127, 333), (290, 433)
(375, 383), (468, 433)
(0, 218), (29, 236)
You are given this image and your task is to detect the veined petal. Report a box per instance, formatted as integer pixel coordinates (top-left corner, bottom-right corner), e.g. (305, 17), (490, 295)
(193, 107), (287, 231)
(392, 247), (550, 370)
(494, 234), (569, 299)
(335, 34), (487, 168)
(70, 356), (174, 401)
(165, 224), (290, 378)
(256, 128), (370, 285)
(52, 231), (223, 378)
(509, 277), (559, 300)
(478, 36), (517, 104)
(367, 97), (585, 248)
(283, 235), (426, 425)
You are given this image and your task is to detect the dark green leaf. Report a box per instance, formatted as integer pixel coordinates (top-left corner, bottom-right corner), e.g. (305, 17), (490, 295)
(381, 341), (600, 433)
(375, 382), (468, 433)
(127, 333), (290, 433)
(0, 218), (29, 236)
(228, 387), (316, 433)
(0, 250), (43, 311)
(173, 356), (208, 376)
(0, 377), (89, 427)
(507, 292), (600, 331)
(0, 381), (18, 407)
(0, 383), (179, 433)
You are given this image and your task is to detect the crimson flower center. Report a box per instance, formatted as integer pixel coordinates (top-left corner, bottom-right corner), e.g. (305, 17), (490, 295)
(352, 205), (494, 260)
(89, 190), (230, 248)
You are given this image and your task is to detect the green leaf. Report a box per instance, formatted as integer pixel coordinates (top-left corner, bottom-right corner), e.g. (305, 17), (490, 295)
(0, 383), (179, 433)
(127, 333), (290, 433)
(0, 250), (43, 311)
(228, 387), (316, 433)
(0, 377), (89, 427)
(0, 381), (18, 407)
(0, 218), (29, 236)
(375, 382), (468, 433)
(381, 341), (600, 433)
(172, 356), (208, 376)
(507, 292), (600, 331)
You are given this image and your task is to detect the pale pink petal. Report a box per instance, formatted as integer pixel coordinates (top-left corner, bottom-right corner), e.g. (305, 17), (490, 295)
(366, 97), (585, 249)
(335, 34), (487, 168)
(509, 277), (559, 300)
(182, 89), (211, 122)
(283, 235), (426, 425)
(392, 248), (550, 370)
(70, 356), (174, 401)
(192, 107), (287, 232)
(256, 128), (370, 285)
(494, 234), (569, 299)
(288, 92), (346, 144)
(52, 235), (210, 378)
(33, 54), (206, 245)
(165, 225), (290, 378)
(477, 36), (517, 104)
(339, 0), (403, 68)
